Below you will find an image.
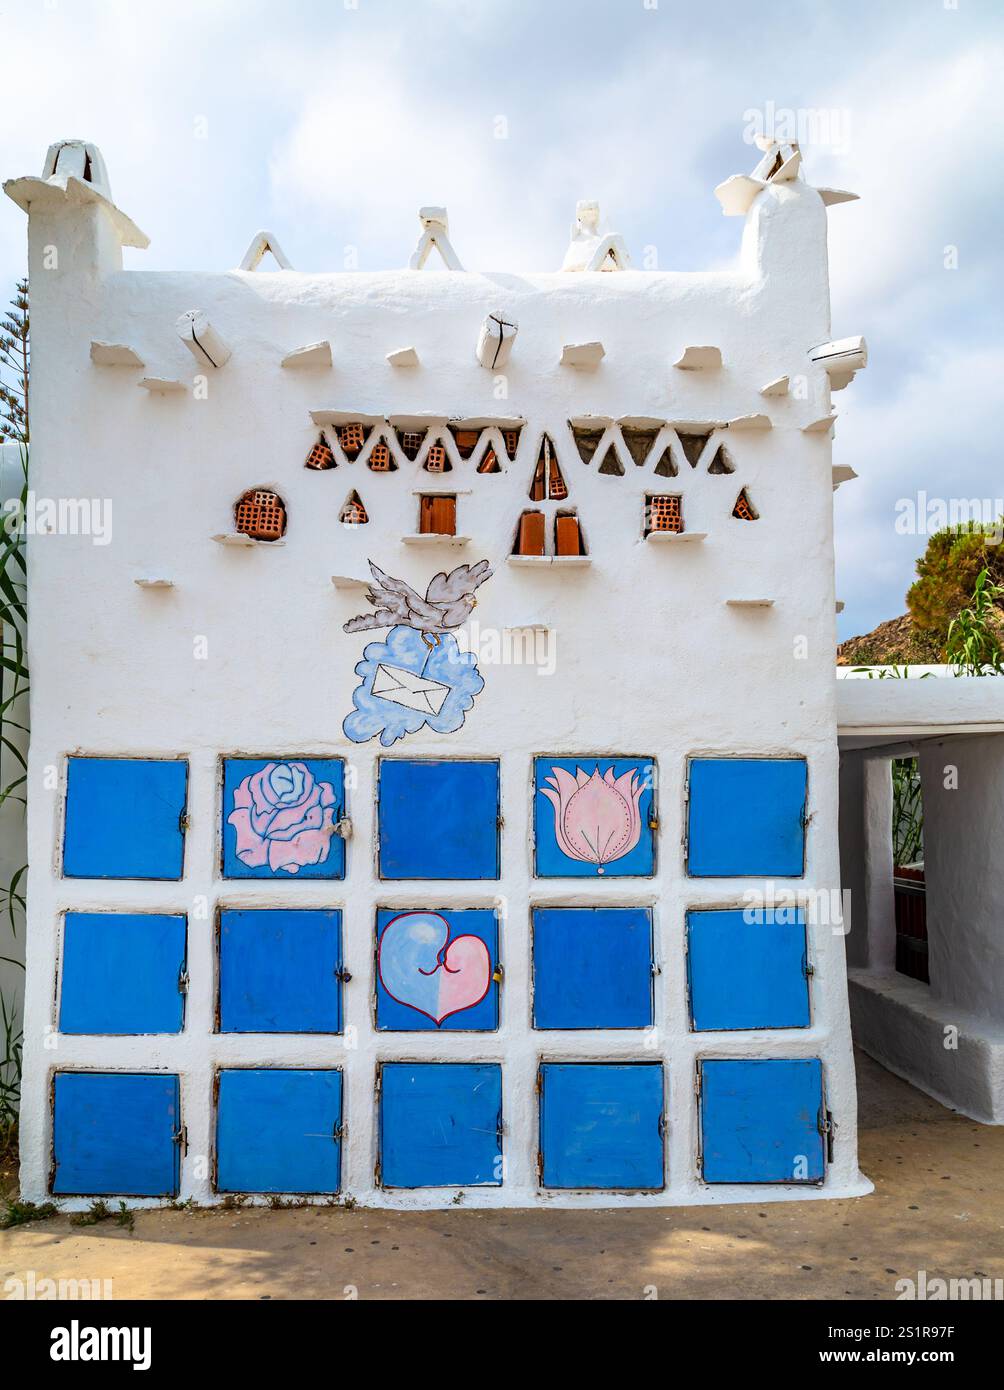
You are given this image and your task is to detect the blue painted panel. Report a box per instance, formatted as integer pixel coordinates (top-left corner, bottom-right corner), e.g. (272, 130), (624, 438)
(219, 910), (343, 1033)
(60, 913), (186, 1035)
(540, 1063), (664, 1189)
(701, 1058), (825, 1183)
(533, 908), (653, 1029)
(222, 758), (346, 880)
(534, 756), (655, 878)
(376, 909), (498, 1031)
(378, 760), (500, 880)
(52, 1073), (180, 1196)
(63, 758), (188, 880)
(688, 758), (807, 877)
(687, 908), (810, 1031)
(379, 1063), (502, 1187)
(216, 1069), (342, 1194)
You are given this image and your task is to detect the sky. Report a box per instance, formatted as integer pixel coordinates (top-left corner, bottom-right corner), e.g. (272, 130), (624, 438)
(0, 0), (1001, 639)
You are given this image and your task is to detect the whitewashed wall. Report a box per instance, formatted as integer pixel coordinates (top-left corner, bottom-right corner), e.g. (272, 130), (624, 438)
(10, 159), (870, 1206)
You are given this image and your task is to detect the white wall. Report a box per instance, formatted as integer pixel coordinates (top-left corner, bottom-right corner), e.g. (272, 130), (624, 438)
(10, 160), (869, 1205)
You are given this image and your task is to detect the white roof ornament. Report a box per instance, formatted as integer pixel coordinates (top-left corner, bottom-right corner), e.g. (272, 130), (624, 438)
(714, 134), (858, 217)
(561, 201), (631, 272)
(409, 207), (464, 271)
(4, 138), (149, 249)
(176, 310), (232, 370)
(239, 230), (293, 271)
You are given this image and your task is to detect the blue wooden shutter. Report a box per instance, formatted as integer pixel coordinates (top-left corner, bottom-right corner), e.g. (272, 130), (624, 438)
(700, 1058), (826, 1183)
(375, 908), (499, 1032)
(533, 756), (656, 878)
(687, 757), (807, 877)
(63, 757), (188, 880)
(59, 913), (187, 1035)
(533, 908), (654, 1029)
(379, 1063), (503, 1187)
(539, 1063), (665, 1189)
(218, 910), (343, 1033)
(221, 758), (346, 880)
(686, 908), (810, 1031)
(377, 759), (500, 879)
(52, 1072), (180, 1196)
(215, 1069), (343, 1194)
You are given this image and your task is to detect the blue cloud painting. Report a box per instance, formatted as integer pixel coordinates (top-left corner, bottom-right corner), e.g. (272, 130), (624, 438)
(343, 624), (485, 746)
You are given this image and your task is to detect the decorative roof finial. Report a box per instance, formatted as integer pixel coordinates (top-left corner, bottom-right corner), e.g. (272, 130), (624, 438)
(561, 200), (631, 272)
(409, 207), (464, 271)
(714, 133), (859, 217)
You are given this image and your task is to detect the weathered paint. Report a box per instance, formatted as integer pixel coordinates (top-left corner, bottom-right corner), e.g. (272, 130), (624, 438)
(63, 757), (188, 881)
(687, 757), (807, 877)
(52, 1072), (180, 1197)
(215, 1068), (343, 1194)
(539, 1062), (664, 1189)
(218, 909), (343, 1034)
(532, 907), (653, 1029)
(59, 912), (187, 1035)
(379, 1063), (503, 1188)
(377, 759), (500, 879)
(700, 1058), (825, 1184)
(686, 908), (810, 1032)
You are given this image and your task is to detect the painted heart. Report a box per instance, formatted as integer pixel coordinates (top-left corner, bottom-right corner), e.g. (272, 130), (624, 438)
(378, 912), (491, 1025)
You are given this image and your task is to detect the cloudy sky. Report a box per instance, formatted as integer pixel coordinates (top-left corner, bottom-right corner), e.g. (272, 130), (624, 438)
(1, 0), (1000, 638)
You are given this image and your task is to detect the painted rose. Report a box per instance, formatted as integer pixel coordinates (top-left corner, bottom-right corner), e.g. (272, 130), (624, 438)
(228, 761), (338, 874)
(541, 765), (644, 873)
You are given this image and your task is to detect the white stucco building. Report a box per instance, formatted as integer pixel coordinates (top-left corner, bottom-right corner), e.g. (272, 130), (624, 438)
(5, 133), (895, 1209)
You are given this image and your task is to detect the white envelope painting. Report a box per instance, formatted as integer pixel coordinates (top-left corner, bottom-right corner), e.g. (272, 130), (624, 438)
(372, 662), (451, 716)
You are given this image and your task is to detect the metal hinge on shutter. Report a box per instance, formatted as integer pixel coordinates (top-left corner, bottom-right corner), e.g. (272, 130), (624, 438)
(534, 1070), (543, 1096)
(681, 768), (690, 853)
(658, 1113), (669, 1139)
(332, 1122), (347, 1144)
(802, 957), (815, 980)
(693, 1066), (703, 1101)
(179, 812), (190, 832)
(818, 1108), (836, 1163)
(535, 1150), (544, 1183)
(497, 813), (505, 830)
(177, 967), (190, 995)
(333, 817), (353, 840)
(172, 1125), (188, 1157)
(374, 1156), (382, 1186)
(334, 966), (353, 983)
(800, 805), (814, 830)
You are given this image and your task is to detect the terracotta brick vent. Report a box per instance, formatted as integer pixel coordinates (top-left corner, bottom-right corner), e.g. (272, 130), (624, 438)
(338, 422), (367, 459)
(477, 446), (501, 474)
(340, 492), (369, 526)
(451, 427), (481, 460)
(555, 511), (585, 555)
(419, 494), (457, 536)
(424, 442), (450, 473)
(514, 509), (546, 556)
(398, 430), (426, 460)
(502, 427), (522, 460)
(732, 488), (758, 520)
(234, 488), (287, 542)
(368, 439), (394, 472)
(645, 494), (683, 535)
(304, 434), (336, 471)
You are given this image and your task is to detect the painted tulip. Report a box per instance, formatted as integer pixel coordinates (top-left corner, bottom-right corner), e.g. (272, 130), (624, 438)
(541, 765), (644, 873)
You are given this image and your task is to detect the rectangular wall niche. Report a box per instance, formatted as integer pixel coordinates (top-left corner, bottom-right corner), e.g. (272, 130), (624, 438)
(379, 1063), (503, 1188)
(419, 494), (457, 536)
(52, 1073), (181, 1197)
(218, 909), (344, 1033)
(687, 757), (807, 878)
(215, 1069), (343, 1195)
(62, 757), (189, 881)
(686, 908), (810, 1031)
(538, 1063), (665, 1190)
(221, 758), (346, 880)
(377, 759), (500, 880)
(699, 1059), (826, 1184)
(59, 912), (187, 1035)
(376, 908), (499, 1031)
(532, 907), (654, 1029)
(533, 756), (656, 877)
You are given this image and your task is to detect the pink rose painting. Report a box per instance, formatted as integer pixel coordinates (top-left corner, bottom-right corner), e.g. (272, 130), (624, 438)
(540, 764), (646, 874)
(227, 761), (339, 875)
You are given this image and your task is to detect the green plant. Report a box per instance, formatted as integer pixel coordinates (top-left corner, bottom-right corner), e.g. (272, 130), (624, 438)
(0, 278), (28, 1153)
(892, 757), (924, 867)
(945, 568), (1004, 676)
(907, 523), (1004, 653)
(69, 1198), (134, 1230)
(0, 1196), (56, 1229)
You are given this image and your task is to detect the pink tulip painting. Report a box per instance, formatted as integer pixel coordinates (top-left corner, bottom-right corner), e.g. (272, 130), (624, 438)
(540, 764), (645, 873)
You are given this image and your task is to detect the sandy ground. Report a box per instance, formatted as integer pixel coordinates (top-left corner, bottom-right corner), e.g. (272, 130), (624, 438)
(2, 1052), (1001, 1301)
